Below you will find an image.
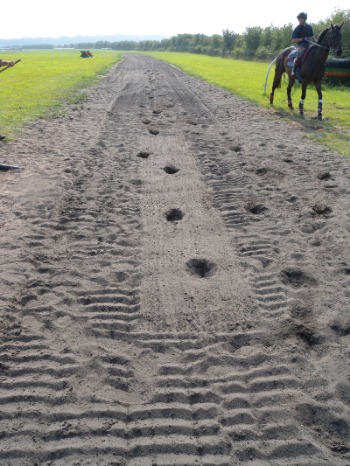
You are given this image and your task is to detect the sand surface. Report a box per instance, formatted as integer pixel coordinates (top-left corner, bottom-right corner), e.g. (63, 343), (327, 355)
(0, 54), (350, 465)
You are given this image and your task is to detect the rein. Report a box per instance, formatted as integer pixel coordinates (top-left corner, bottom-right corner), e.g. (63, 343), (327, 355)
(305, 40), (330, 50)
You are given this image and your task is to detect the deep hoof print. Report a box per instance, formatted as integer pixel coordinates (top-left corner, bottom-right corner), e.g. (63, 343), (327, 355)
(137, 151), (151, 159)
(295, 324), (324, 346)
(312, 203), (332, 216)
(255, 167), (268, 175)
(330, 318), (350, 336)
(186, 258), (217, 278)
(246, 203), (268, 215)
(165, 208), (184, 222)
(149, 129), (159, 135)
(280, 268), (317, 287)
(163, 165), (179, 175)
(286, 195), (298, 203)
(317, 172), (332, 181)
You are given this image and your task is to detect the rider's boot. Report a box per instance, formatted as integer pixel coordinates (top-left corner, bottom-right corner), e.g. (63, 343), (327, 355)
(291, 58), (298, 76)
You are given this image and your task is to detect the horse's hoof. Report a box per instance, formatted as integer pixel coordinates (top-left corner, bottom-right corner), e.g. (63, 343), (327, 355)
(318, 114), (323, 121)
(288, 105), (294, 111)
(269, 94), (274, 104)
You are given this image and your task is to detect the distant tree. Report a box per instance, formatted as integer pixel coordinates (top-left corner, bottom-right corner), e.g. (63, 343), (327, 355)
(159, 38), (171, 50)
(222, 29), (237, 55)
(115, 41), (137, 50)
(260, 26), (273, 48)
(61, 9), (349, 59)
(269, 24), (293, 53)
(243, 26), (263, 57)
(207, 34), (223, 56)
(138, 40), (159, 51)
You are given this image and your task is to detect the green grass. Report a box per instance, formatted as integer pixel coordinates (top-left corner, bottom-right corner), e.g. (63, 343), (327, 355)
(146, 52), (350, 156)
(0, 49), (121, 138)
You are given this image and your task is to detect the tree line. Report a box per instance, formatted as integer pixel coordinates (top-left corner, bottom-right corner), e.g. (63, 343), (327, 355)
(31, 9), (350, 59)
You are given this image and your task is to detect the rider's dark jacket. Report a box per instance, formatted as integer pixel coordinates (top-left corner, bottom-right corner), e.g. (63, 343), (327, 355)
(292, 23), (314, 47)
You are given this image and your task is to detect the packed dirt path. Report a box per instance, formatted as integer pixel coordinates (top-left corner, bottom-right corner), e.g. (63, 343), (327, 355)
(1, 54), (350, 465)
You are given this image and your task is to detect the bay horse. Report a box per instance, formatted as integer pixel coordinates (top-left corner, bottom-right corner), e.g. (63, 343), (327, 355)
(269, 23), (343, 120)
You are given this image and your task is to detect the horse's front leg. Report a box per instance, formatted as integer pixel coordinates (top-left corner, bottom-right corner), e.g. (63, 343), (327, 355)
(315, 81), (323, 120)
(299, 82), (307, 117)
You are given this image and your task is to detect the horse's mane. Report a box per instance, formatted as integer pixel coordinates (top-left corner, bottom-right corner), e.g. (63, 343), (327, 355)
(317, 27), (330, 44)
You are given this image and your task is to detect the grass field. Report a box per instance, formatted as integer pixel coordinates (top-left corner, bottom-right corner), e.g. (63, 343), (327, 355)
(147, 52), (350, 156)
(0, 49), (120, 138)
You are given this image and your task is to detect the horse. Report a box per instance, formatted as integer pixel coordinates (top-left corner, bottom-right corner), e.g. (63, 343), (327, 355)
(269, 23), (343, 120)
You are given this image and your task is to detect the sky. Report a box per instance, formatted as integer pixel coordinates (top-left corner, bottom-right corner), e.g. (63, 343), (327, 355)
(1, 0), (348, 40)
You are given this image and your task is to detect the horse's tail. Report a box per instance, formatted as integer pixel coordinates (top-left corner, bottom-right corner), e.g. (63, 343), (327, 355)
(264, 57), (277, 94)
(264, 47), (295, 95)
(274, 46), (295, 87)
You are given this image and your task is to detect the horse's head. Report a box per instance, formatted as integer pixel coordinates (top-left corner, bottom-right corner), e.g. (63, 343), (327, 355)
(329, 23), (343, 57)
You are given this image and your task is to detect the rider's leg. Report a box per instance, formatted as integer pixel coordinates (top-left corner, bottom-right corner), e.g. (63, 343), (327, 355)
(291, 46), (305, 76)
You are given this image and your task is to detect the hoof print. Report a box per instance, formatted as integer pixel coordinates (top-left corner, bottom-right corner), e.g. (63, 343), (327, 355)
(312, 203), (332, 216)
(246, 203), (268, 215)
(163, 165), (179, 175)
(165, 209), (184, 222)
(137, 151), (151, 159)
(186, 258), (217, 278)
(280, 268), (317, 287)
(317, 172), (332, 181)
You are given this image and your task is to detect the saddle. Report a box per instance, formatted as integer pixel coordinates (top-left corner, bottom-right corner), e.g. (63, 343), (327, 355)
(287, 46), (314, 67)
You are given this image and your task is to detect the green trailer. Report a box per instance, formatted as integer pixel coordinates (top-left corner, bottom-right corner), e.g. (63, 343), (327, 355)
(325, 59), (350, 86)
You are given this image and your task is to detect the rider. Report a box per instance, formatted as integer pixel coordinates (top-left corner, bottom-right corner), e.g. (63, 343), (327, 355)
(291, 12), (315, 76)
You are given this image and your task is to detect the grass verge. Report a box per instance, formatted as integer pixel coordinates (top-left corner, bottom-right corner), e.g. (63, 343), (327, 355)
(0, 49), (121, 138)
(146, 52), (350, 156)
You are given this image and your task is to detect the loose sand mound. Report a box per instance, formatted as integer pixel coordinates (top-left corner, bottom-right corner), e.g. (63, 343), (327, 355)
(0, 54), (349, 465)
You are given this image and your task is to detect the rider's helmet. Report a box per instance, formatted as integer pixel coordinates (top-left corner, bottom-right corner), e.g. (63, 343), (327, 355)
(297, 12), (307, 19)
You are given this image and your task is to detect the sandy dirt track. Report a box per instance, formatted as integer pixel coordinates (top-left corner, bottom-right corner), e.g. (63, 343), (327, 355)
(0, 54), (350, 465)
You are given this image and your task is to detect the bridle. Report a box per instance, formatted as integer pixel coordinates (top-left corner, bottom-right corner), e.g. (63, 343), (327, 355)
(306, 25), (342, 53)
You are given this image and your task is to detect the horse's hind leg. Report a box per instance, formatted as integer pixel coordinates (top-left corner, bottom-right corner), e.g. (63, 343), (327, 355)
(270, 80), (277, 104)
(270, 71), (281, 104)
